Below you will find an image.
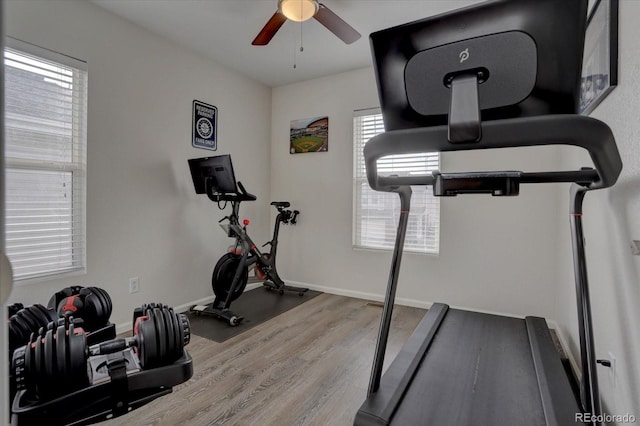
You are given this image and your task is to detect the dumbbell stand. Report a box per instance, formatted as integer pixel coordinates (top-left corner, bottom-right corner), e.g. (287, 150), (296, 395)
(11, 350), (193, 425)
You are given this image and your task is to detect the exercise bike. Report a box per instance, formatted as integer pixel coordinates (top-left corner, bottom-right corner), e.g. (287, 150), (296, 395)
(188, 155), (308, 326)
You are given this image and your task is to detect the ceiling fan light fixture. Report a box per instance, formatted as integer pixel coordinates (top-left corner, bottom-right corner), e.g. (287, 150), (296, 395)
(279, 0), (319, 22)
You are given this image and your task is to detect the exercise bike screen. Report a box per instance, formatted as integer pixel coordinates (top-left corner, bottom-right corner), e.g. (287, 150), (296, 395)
(188, 155), (237, 194)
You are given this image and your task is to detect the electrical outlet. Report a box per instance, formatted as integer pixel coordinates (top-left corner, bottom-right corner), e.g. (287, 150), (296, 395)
(129, 277), (140, 294)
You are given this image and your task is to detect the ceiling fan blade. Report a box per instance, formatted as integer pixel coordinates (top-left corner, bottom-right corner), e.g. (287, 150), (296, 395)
(252, 11), (288, 45)
(314, 3), (361, 44)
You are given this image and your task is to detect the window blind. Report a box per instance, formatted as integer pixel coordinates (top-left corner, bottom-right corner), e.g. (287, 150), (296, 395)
(353, 109), (440, 254)
(4, 39), (87, 282)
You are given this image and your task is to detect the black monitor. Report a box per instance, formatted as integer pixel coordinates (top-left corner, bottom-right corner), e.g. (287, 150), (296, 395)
(188, 155), (237, 195)
(370, 0), (588, 133)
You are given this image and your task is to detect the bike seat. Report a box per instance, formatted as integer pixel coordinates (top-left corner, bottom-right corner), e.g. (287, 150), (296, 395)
(270, 201), (290, 208)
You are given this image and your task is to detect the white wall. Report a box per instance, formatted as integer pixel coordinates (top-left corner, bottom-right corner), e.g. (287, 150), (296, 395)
(271, 67), (567, 320)
(5, 0), (272, 328)
(555, 0), (640, 419)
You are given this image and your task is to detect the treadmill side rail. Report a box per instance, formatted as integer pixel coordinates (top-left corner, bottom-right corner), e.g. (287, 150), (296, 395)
(357, 303), (449, 425)
(525, 316), (582, 426)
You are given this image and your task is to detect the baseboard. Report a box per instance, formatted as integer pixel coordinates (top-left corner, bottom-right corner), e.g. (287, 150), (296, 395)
(284, 279), (434, 310)
(284, 279), (533, 319)
(114, 282), (264, 334)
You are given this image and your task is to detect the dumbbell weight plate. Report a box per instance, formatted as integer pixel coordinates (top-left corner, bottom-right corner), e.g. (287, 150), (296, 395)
(56, 321), (68, 380)
(164, 307), (178, 361)
(18, 309), (42, 336)
(177, 313), (190, 351)
(162, 306), (184, 362)
(79, 288), (101, 328)
(171, 309), (186, 360)
(29, 305), (55, 331)
(8, 315), (31, 348)
(134, 315), (156, 369)
(170, 307), (184, 359)
(67, 323), (89, 389)
(151, 307), (167, 367)
(22, 334), (35, 392)
(85, 286), (113, 327)
(43, 327), (56, 388)
(34, 330), (46, 390)
(94, 287), (113, 320)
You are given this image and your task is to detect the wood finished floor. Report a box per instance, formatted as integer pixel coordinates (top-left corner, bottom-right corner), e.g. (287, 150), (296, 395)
(104, 293), (425, 426)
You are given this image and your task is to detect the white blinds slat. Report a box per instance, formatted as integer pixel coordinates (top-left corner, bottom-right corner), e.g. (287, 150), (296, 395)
(353, 111), (440, 254)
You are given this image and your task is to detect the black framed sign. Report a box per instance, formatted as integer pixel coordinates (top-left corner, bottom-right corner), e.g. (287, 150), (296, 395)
(580, 0), (619, 115)
(192, 100), (217, 151)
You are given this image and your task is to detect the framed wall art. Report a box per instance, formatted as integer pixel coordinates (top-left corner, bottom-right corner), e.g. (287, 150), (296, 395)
(290, 116), (328, 154)
(192, 100), (218, 151)
(580, 0), (619, 115)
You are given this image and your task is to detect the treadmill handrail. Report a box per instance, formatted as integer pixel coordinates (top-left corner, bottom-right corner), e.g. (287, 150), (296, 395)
(365, 115), (622, 193)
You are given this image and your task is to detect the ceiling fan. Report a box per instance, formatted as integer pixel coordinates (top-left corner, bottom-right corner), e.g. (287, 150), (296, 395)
(252, 0), (361, 46)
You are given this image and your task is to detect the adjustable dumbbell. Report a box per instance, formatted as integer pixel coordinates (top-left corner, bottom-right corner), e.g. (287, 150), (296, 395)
(48, 286), (113, 331)
(93, 303), (191, 369)
(12, 304), (190, 399)
(12, 317), (89, 398)
(8, 304), (59, 356)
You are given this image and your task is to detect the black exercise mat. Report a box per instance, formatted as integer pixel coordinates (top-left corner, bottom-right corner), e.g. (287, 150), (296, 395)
(186, 287), (322, 342)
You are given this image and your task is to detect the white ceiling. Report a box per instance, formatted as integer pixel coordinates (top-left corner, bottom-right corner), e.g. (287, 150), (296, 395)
(90, 0), (482, 87)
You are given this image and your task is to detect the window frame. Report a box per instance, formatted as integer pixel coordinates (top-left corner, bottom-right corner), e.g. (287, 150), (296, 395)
(4, 38), (88, 284)
(353, 108), (440, 255)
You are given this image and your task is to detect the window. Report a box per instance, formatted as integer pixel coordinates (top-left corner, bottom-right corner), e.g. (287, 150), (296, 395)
(353, 109), (440, 254)
(4, 38), (88, 282)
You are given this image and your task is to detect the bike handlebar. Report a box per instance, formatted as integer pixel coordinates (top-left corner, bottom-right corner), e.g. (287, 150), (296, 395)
(205, 179), (256, 203)
(290, 210), (300, 225)
(278, 208), (300, 225)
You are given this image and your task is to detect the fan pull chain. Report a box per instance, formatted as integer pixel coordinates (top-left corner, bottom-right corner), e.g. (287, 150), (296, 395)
(293, 33), (297, 69)
(300, 0), (304, 52)
(293, 20), (305, 69)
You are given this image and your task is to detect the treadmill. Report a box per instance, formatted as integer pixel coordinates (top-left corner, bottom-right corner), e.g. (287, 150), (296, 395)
(355, 1), (621, 425)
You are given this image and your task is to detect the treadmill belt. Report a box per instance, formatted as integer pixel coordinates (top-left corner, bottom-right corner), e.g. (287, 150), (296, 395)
(394, 309), (545, 425)
(356, 304), (580, 425)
